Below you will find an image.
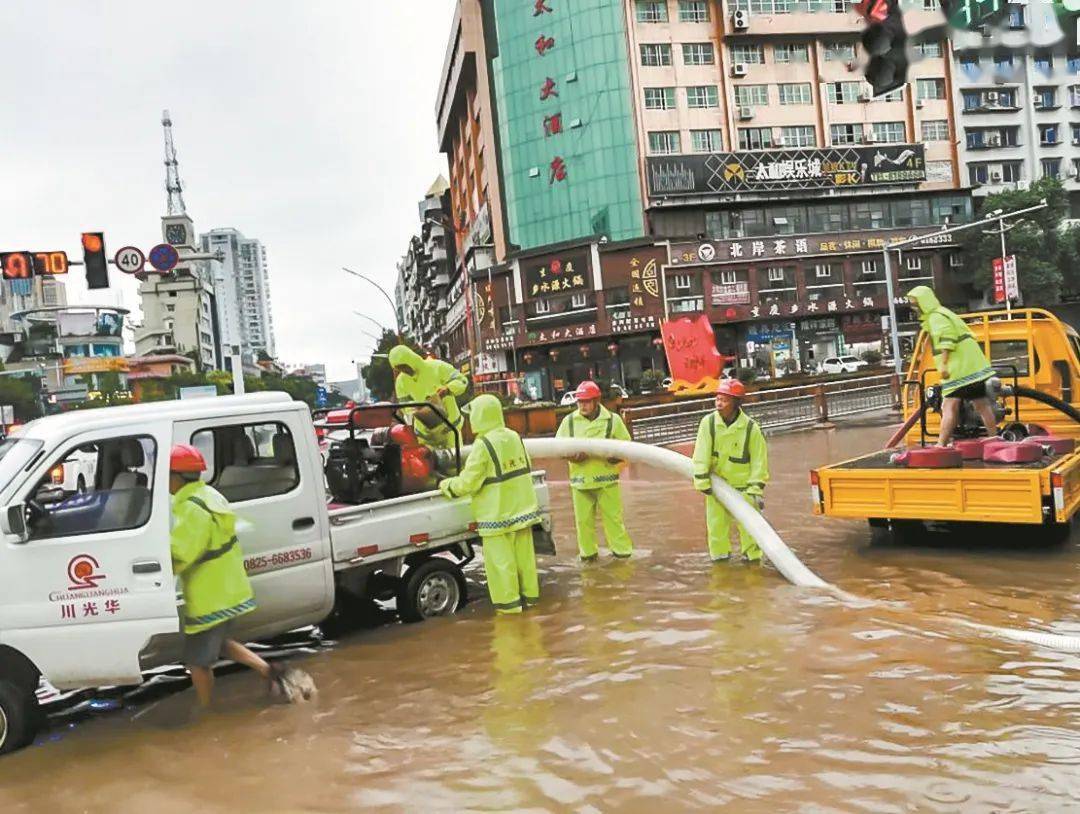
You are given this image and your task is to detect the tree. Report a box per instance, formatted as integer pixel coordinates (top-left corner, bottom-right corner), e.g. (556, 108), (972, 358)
(960, 177), (1071, 306)
(362, 329), (422, 402)
(0, 377), (42, 421)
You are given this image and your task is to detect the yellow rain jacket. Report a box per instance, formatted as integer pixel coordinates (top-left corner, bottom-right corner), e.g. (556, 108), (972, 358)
(691, 409), (770, 496)
(438, 395), (542, 537)
(555, 404), (631, 489)
(171, 481), (255, 635)
(388, 345), (468, 447)
(908, 285), (994, 397)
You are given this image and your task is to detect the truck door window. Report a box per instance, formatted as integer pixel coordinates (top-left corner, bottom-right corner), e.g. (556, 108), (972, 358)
(190, 422), (300, 503)
(1069, 335), (1080, 370)
(26, 436), (156, 540)
(990, 340), (1031, 377)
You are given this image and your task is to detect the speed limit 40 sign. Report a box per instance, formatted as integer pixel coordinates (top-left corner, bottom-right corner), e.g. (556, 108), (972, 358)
(114, 246), (146, 274)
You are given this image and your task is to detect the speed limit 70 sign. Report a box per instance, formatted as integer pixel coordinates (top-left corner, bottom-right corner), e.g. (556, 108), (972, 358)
(114, 246), (146, 274)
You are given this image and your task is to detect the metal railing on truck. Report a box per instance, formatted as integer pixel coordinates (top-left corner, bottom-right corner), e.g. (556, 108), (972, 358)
(623, 374), (900, 446)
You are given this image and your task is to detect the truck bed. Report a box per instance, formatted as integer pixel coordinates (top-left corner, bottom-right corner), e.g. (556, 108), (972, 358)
(814, 449), (1080, 525)
(328, 471), (553, 568)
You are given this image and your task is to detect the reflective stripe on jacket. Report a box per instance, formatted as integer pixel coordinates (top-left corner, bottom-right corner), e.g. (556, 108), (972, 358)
(691, 410), (770, 495)
(556, 405), (631, 490)
(171, 481), (255, 635)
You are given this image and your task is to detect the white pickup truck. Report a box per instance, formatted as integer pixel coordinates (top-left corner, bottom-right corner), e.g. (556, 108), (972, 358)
(0, 392), (554, 754)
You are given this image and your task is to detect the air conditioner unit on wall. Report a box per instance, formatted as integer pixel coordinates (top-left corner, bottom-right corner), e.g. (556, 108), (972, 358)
(732, 10), (750, 30)
(985, 91), (1000, 105)
(990, 170), (1002, 182)
(731, 63), (748, 77)
(915, 99), (924, 109)
(738, 106), (754, 120)
(986, 133), (1002, 146)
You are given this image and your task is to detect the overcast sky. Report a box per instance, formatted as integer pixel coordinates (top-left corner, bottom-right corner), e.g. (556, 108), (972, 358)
(0, 1), (454, 381)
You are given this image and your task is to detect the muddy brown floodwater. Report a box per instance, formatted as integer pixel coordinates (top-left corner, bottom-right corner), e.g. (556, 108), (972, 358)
(5, 415), (1080, 813)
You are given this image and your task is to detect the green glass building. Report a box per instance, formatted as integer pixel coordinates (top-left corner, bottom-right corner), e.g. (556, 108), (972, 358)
(486, 0), (645, 251)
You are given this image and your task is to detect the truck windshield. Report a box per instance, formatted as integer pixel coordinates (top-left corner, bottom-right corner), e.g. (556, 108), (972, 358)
(0, 437), (44, 494)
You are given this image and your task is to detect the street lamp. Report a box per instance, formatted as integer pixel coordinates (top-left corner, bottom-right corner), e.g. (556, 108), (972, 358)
(353, 311), (389, 335)
(343, 267), (399, 329)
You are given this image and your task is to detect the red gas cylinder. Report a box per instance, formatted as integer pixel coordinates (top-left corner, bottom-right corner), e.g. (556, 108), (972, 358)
(982, 439), (1045, 464)
(953, 438), (990, 460)
(1027, 435), (1076, 455)
(399, 446), (435, 493)
(890, 447), (963, 468)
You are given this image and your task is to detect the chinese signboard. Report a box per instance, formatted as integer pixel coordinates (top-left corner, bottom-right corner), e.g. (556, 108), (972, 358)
(995, 255), (1019, 301)
(600, 247), (664, 313)
(523, 251), (590, 299)
(661, 315), (723, 394)
(713, 292), (894, 324)
(63, 356), (129, 375)
(710, 280), (751, 306)
(523, 323), (599, 346)
(483, 334), (517, 352)
(646, 144), (927, 197)
(610, 314), (658, 334)
(670, 227), (953, 267)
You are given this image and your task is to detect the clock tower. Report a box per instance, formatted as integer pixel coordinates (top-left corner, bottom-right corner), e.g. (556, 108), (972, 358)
(161, 214), (196, 251)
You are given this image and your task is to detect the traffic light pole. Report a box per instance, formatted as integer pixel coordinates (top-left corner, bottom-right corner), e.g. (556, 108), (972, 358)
(881, 199), (1049, 377)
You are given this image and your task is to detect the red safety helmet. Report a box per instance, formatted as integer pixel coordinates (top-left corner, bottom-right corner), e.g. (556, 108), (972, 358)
(170, 444), (207, 473)
(574, 380), (602, 401)
(716, 379), (747, 399)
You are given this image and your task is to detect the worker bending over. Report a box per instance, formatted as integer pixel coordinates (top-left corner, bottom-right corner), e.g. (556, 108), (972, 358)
(556, 381), (634, 561)
(692, 379), (770, 563)
(439, 394), (542, 614)
(907, 285), (998, 447)
(388, 344), (468, 449)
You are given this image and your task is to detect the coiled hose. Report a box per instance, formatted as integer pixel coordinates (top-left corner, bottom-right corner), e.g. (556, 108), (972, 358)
(1010, 384), (1080, 425)
(519, 436), (1080, 653)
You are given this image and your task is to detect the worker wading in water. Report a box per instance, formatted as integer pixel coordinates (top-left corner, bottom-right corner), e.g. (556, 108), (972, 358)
(439, 395), (542, 614)
(388, 345), (468, 450)
(907, 285), (998, 447)
(170, 445), (295, 705)
(556, 381), (634, 561)
(692, 379), (770, 563)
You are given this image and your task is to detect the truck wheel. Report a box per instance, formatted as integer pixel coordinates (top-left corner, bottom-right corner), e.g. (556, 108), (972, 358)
(867, 518), (891, 544)
(0, 679), (39, 755)
(397, 559), (467, 623)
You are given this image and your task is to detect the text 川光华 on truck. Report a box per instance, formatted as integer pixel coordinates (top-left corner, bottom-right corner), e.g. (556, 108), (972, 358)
(0, 393), (554, 753)
(811, 309), (1080, 539)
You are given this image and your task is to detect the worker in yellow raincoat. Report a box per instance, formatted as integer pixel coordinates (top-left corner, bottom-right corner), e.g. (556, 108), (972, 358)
(556, 380), (633, 560)
(439, 394), (542, 613)
(388, 344), (468, 449)
(691, 379), (770, 563)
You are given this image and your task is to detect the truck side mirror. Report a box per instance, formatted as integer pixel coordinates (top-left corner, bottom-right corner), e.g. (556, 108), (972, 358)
(1, 504), (28, 543)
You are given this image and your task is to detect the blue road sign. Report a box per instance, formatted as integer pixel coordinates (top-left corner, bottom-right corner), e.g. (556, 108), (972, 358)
(148, 243), (180, 272)
(315, 386), (328, 408)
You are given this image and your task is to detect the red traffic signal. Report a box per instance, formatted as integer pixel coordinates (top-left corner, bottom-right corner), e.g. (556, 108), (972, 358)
(0, 252), (32, 280)
(81, 232), (109, 289)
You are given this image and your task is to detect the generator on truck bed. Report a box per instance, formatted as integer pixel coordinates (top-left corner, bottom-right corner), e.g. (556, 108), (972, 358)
(811, 308), (1080, 539)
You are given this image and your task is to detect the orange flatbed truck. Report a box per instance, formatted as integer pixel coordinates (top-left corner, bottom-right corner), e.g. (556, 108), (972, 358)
(811, 309), (1080, 540)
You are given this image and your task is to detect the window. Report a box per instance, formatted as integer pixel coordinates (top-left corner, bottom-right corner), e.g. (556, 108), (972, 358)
(1073, 124), (1080, 145)
(814, 264), (835, 280)
(27, 437), (156, 541)
(1007, 4), (1024, 27)
(682, 43), (715, 65)
(923, 0), (939, 8)
(994, 54), (1014, 74)
(674, 274), (692, 290)
(678, 0), (710, 22)
(968, 164), (989, 185)
(640, 44), (673, 66)
(191, 423), (300, 503)
(871, 121), (905, 143)
(644, 87), (676, 109)
(570, 292), (589, 309)
(533, 299), (551, 315)
(860, 259), (879, 276)
(879, 87), (904, 102)
(960, 55), (982, 78)
(1035, 86), (1058, 109)
(734, 85), (769, 106)
(990, 340), (1031, 376)
(851, 201), (887, 229)
(686, 85), (719, 108)
(966, 129), (985, 149)
(830, 123), (864, 145)
(778, 83), (812, 105)
(949, 253), (964, 268)
(825, 81), (861, 104)
(690, 129), (723, 152)
(730, 44), (765, 64)
(780, 125), (816, 147)
(916, 78), (946, 100)
(1002, 162), (1022, 182)
(1034, 51), (1053, 75)
(1071, 86), (1080, 107)
(1070, 57), (1080, 75)
(823, 42), (856, 62)
(636, 0), (669, 22)
(738, 127), (773, 150)
(648, 130), (681, 154)
(915, 41), (942, 58)
(774, 43), (809, 63)
(767, 267), (786, 283)
(719, 270), (738, 285)
(906, 255), (923, 272)
(922, 120), (949, 141)
(1042, 158), (1061, 179)
(1039, 124), (1059, 145)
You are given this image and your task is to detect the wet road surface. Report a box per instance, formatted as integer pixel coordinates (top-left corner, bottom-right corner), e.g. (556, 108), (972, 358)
(5, 414), (1080, 812)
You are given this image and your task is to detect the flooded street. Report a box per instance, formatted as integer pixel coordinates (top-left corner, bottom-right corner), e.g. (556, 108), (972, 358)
(5, 415), (1080, 813)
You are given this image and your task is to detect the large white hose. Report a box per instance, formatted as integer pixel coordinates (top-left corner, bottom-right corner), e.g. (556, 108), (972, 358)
(520, 435), (1080, 653)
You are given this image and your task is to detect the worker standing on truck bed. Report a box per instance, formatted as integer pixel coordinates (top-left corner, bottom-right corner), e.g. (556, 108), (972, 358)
(692, 380), (770, 563)
(907, 285), (998, 447)
(169, 445), (293, 705)
(389, 344), (468, 450)
(556, 380), (634, 561)
(438, 394), (542, 614)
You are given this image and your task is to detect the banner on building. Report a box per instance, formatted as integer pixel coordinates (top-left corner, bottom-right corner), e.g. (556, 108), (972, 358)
(646, 144), (926, 197)
(660, 314), (723, 394)
(523, 250), (590, 299)
(710, 279), (751, 306)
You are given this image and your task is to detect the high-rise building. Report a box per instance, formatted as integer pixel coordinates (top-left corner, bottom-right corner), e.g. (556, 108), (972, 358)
(201, 228), (277, 360)
(396, 178), (455, 351)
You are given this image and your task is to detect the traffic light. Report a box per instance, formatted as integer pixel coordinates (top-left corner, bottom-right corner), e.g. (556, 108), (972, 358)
(857, 0), (908, 97)
(81, 232), (109, 289)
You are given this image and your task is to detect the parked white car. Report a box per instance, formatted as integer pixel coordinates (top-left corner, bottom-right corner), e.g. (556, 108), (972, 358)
(560, 384), (628, 406)
(819, 356), (868, 375)
(49, 448), (97, 495)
